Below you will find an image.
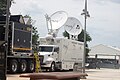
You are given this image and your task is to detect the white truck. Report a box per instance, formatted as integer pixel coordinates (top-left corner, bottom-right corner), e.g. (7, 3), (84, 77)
(38, 37), (84, 71)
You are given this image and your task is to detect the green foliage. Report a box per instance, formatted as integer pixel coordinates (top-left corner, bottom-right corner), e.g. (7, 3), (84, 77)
(32, 27), (39, 46)
(63, 30), (92, 42)
(32, 26), (39, 52)
(0, 0), (14, 15)
(78, 30), (92, 42)
(0, 0), (7, 15)
(86, 48), (90, 57)
(63, 31), (69, 39)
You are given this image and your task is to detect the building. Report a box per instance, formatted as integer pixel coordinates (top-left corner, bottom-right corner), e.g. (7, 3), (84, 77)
(88, 44), (120, 69)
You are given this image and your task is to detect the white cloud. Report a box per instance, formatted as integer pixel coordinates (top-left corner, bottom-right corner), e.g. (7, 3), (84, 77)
(87, 0), (120, 47)
(110, 0), (120, 3)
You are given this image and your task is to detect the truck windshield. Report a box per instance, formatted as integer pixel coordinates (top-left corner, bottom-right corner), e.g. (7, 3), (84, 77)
(39, 46), (53, 52)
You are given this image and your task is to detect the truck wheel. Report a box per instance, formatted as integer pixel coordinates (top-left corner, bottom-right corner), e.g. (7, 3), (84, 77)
(27, 60), (35, 72)
(49, 62), (56, 72)
(73, 63), (78, 71)
(9, 59), (18, 73)
(20, 60), (27, 73)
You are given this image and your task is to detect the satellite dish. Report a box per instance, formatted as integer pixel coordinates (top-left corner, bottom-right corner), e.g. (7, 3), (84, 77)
(45, 11), (68, 37)
(64, 17), (82, 35)
(49, 11), (68, 30)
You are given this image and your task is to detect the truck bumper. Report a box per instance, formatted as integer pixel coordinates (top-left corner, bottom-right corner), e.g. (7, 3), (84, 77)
(41, 63), (51, 68)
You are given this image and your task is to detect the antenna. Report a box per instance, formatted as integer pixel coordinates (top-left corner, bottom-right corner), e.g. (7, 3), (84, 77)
(64, 17), (82, 40)
(45, 11), (68, 37)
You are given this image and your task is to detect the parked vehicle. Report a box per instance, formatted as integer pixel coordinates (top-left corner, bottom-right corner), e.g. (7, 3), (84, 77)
(38, 37), (84, 71)
(0, 15), (35, 73)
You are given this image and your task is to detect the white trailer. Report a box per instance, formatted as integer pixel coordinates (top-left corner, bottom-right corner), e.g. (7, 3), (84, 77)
(38, 37), (84, 71)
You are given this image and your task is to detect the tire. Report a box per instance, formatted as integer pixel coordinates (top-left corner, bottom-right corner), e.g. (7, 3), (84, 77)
(49, 62), (56, 72)
(27, 60), (35, 72)
(69, 69), (73, 71)
(20, 60), (27, 73)
(73, 63), (78, 71)
(9, 59), (18, 73)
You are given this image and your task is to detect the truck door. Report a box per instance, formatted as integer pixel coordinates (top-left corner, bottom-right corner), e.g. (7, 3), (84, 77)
(53, 47), (59, 61)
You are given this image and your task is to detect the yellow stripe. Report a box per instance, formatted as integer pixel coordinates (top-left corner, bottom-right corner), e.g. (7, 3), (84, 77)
(13, 47), (31, 50)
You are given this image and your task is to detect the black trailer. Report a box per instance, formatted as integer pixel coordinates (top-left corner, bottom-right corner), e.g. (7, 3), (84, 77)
(0, 15), (35, 73)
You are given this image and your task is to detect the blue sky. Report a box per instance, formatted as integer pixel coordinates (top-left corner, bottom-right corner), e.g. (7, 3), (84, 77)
(10, 0), (120, 48)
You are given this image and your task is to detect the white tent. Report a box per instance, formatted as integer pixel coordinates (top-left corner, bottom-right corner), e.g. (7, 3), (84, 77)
(89, 44), (120, 63)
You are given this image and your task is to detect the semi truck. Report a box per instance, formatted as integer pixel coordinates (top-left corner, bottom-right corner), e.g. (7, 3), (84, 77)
(38, 37), (84, 71)
(0, 15), (35, 73)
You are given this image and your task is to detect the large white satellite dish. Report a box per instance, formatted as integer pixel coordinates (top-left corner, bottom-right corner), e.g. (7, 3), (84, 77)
(45, 11), (68, 37)
(50, 11), (68, 30)
(64, 17), (82, 36)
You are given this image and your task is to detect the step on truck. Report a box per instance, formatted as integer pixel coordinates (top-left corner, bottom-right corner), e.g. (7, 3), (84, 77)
(0, 15), (35, 73)
(38, 37), (84, 71)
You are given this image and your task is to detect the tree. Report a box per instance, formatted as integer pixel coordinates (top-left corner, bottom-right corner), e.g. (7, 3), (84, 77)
(32, 27), (39, 46)
(32, 26), (39, 52)
(63, 30), (91, 42)
(78, 30), (92, 42)
(0, 0), (13, 15)
(0, 0), (6, 15)
(63, 30), (92, 56)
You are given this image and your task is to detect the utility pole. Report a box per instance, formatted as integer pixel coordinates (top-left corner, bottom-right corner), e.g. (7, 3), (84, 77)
(81, 0), (90, 73)
(4, 0), (10, 80)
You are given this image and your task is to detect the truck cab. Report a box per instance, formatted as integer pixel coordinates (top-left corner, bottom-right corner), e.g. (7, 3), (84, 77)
(38, 45), (59, 71)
